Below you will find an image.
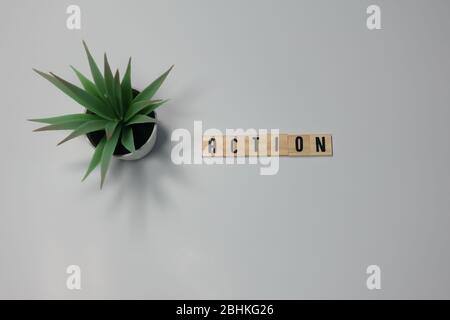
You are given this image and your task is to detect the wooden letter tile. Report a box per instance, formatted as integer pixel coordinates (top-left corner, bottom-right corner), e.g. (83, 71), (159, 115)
(248, 134), (270, 157)
(224, 135), (247, 157)
(268, 134), (288, 156)
(288, 134), (312, 156)
(202, 135), (224, 157)
(309, 134), (333, 156)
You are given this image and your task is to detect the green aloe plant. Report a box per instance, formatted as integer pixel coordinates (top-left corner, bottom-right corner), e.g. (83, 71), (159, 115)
(30, 41), (173, 187)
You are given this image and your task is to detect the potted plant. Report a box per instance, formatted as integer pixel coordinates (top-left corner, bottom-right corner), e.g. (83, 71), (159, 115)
(30, 41), (173, 187)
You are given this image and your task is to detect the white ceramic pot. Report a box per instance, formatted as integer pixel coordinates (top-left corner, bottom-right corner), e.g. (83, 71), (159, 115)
(86, 112), (158, 161)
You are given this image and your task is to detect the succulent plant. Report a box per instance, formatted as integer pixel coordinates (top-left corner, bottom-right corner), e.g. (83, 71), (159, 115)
(30, 41), (173, 187)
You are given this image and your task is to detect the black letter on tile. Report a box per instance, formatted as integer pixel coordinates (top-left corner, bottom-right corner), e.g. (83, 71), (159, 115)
(208, 138), (216, 154)
(252, 136), (260, 152)
(295, 136), (303, 152)
(316, 137), (326, 152)
(232, 138), (238, 154)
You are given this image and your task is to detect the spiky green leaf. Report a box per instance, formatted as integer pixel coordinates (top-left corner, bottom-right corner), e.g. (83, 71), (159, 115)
(29, 113), (100, 125)
(82, 41), (107, 96)
(114, 70), (123, 117)
(82, 137), (106, 181)
(100, 127), (121, 188)
(124, 99), (163, 122)
(121, 126), (135, 153)
(33, 122), (88, 132)
(33, 69), (115, 120)
(138, 99), (168, 116)
(126, 114), (156, 126)
(50, 72), (116, 120)
(105, 121), (119, 140)
(70, 66), (103, 99)
(104, 54), (119, 117)
(33, 69), (83, 105)
(132, 65), (173, 103)
(121, 58), (132, 110)
(57, 120), (109, 145)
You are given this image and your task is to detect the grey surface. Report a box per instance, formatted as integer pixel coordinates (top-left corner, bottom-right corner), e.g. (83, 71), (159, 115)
(0, 0), (449, 299)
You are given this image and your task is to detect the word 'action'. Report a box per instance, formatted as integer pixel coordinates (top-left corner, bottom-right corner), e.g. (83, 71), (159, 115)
(203, 134), (333, 157)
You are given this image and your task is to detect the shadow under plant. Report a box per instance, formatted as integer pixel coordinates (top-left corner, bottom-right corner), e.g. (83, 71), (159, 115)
(105, 122), (187, 215)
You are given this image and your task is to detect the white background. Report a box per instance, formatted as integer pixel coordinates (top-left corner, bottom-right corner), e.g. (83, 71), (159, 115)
(0, 0), (449, 298)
